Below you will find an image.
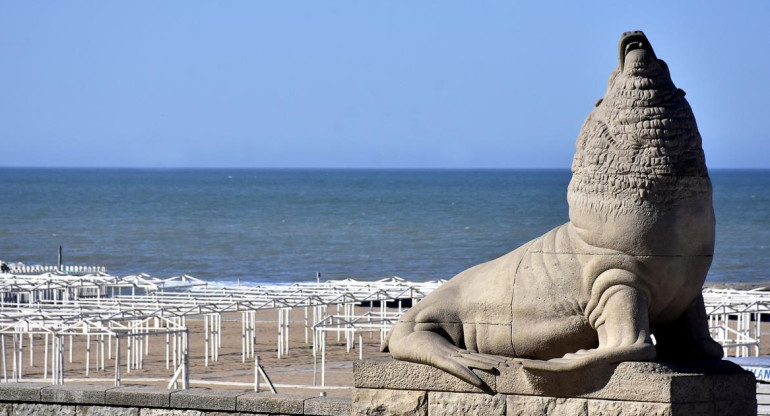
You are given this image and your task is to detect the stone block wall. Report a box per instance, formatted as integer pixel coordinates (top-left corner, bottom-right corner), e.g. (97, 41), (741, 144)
(758, 383), (770, 416)
(0, 384), (351, 416)
(353, 358), (758, 416)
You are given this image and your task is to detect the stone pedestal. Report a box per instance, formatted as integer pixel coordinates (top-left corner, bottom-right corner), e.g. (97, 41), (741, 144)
(352, 358), (756, 416)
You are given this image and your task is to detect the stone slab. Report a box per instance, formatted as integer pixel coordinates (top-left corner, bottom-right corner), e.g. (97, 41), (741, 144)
(507, 395), (588, 416)
(428, 391), (505, 416)
(237, 392), (306, 414)
(169, 388), (244, 411)
(203, 412), (268, 416)
(585, 398), (715, 416)
(138, 410), (203, 416)
(303, 397), (352, 416)
(355, 358), (756, 403)
(500, 360), (756, 402)
(352, 388), (427, 416)
(106, 386), (179, 408)
(716, 399), (759, 416)
(353, 390), (758, 416)
(0, 383), (47, 402)
(76, 405), (140, 416)
(354, 358), (496, 393)
(714, 373), (759, 402)
(13, 403), (76, 416)
(41, 384), (109, 405)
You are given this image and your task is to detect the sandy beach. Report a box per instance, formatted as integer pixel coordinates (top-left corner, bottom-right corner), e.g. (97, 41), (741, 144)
(9, 307), (392, 398)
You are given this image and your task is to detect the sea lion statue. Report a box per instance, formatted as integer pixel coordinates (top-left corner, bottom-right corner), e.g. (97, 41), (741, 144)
(383, 31), (723, 388)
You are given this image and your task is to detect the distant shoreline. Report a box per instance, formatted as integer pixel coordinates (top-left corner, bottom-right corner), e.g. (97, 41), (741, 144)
(705, 281), (770, 290)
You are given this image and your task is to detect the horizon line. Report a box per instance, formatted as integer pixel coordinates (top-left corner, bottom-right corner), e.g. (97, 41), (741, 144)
(1, 166), (769, 171)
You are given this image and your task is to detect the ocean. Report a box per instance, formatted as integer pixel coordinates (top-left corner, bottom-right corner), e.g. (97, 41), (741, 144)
(0, 168), (768, 284)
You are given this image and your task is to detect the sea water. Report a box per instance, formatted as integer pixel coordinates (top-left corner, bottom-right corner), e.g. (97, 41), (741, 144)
(0, 168), (768, 284)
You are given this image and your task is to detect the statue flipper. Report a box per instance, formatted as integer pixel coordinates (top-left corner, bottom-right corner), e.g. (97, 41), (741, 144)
(516, 281), (656, 372)
(386, 323), (509, 389)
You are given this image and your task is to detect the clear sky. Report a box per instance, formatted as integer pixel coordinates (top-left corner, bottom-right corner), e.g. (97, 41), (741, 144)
(1, 2), (768, 169)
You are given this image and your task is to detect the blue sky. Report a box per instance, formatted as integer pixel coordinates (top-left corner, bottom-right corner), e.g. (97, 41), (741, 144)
(1, 2), (768, 169)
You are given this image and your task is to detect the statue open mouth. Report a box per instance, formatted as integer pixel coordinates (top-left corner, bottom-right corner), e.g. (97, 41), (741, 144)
(618, 31), (658, 74)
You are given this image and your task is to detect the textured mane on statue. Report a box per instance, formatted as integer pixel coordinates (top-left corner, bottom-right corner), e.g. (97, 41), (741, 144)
(382, 31), (723, 389)
(569, 33), (710, 216)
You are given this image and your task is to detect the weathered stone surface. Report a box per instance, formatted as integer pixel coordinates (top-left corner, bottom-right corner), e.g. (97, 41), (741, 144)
(427, 391), (505, 416)
(357, 358), (755, 405)
(236, 392), (306, 414)
(507, 395), (587, 416)
(169, 388), (243, 411)
(12, 403), (76, 416)
(352, 388), (427, 416)
(0, 383), (46, 402)
(498, 360), (715, 401)
(354, 358), (495, 393)
(202, 412), (268, 416)
(713, 373), (758, 401)
(586, 399), (717, 416)
(106, 386), (178, 408)
(76, 405), (139, 416)
(138, 410), (203, 416)
(203, 412), (268, 416)
(715, 399), (758, 416)
(0, 403), (10, 416)
(304, 397), (352, 416)
(587, 399), (672, 416)
(41, 384), (109, 405)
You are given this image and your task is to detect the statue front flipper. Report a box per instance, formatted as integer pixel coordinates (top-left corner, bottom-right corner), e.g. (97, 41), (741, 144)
(385, 321), (511, 389)
(517, 276), (656, 372)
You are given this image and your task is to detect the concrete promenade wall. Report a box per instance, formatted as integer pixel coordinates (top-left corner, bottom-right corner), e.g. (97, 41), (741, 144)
(0, 383), (351, 416)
